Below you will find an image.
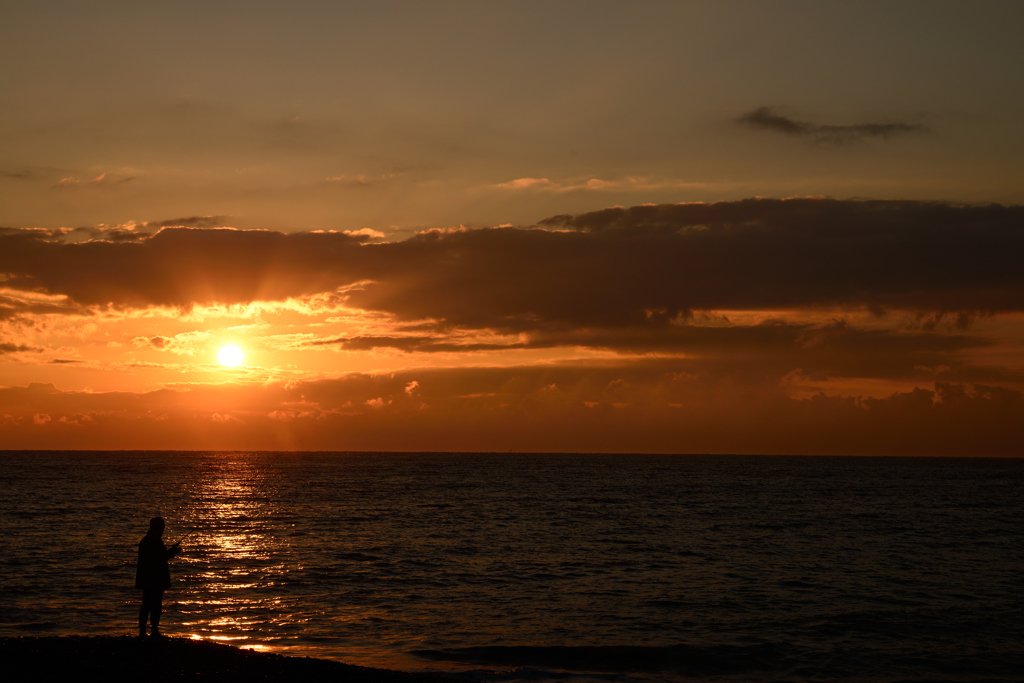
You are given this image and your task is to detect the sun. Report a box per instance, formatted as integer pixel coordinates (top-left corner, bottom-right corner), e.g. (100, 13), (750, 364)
(218, 345), (244, 367)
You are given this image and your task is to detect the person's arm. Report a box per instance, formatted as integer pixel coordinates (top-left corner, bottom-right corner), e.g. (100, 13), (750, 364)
(165, 542), (181, 559)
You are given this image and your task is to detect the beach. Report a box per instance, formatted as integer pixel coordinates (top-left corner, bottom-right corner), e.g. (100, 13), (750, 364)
(2, 636), (445, 683)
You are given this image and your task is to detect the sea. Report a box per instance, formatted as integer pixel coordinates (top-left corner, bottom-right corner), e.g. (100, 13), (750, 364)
(0, 452), (1021, 682)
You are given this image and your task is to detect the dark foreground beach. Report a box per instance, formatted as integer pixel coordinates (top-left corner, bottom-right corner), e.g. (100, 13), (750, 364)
(1, 636), (447, 683)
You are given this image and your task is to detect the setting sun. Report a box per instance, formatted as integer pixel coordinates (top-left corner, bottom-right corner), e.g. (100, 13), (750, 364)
(218, 345), (244, 367)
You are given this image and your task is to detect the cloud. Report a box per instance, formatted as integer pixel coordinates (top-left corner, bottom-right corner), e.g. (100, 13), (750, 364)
(0, 288), (85, 321)
(132, 331), (213, 356)
(492, 177), (706, 192)
(149, 215), (231, 228)
(304, 323), (1005, 386)
(308, 334), (537, 353)
(341, 228), (386, 240)
(2, 199), (1023, 331)
(39, 219), (227, 245)
(737, 107), (927, 144)
(0, 170), (36, 180)
(529, 198), (1024, 317)
(0, 341), (42, 354)
(66, 224), (154, 243)
(324, 172), (403, 187)
(134, 335), (170, 349)
(494, 177), (554, 190)
(0, 227), (368, 310)
(49, 172), (137, 190)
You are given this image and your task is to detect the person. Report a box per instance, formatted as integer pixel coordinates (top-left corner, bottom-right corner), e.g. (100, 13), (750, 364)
(135, 517), (181, 638)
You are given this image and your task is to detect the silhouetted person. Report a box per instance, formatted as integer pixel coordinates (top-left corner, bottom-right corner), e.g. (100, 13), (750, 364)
(136, 517), (181, 638)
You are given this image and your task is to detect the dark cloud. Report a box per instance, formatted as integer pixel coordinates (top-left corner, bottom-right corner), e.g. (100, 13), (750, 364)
(66, 226), (155, 243)
(309, 334), (536, 353)
(307, 322), (1003, 385)
(0, 226), (68, 240)
(102, 229), (153, 242)
(0, 227), (368, 309)
(0, 342), (42, 354)
(2, 198), (1022, 327)
(148, 215), (231, 228)
(530, 198), (1024, 318)
(130, 336), (173, 350)
(1, 170), (34, 180)
(737, 107), (927, 144)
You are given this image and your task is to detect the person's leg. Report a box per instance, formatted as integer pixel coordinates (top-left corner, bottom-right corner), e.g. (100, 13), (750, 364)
(141, 589), (162, 636)
(150, 590), (164, 636)
(138, 600), (149, 637)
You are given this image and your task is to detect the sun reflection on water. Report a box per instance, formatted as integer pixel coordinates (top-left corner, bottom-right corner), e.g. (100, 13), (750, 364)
(174, 454), (293, 652)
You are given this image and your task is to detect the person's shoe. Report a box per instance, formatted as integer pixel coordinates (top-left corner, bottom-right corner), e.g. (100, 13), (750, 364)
(150, 629), (164, 638)
(137, 630), (146, 639)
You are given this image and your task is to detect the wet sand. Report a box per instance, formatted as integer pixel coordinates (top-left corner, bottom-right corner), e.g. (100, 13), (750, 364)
(1, 636), (447, 683)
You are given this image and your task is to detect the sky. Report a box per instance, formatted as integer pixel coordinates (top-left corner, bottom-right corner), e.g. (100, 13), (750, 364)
(2, 1), (1023, 454)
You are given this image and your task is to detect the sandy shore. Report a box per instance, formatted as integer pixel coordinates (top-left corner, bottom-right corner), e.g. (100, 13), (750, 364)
(1, 636), (447, 683)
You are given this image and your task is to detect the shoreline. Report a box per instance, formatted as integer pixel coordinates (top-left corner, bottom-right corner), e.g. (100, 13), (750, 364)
(1, 635), (447, 683)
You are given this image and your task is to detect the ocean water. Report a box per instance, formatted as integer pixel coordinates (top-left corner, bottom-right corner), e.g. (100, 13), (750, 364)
(0, 452), (1021, 682)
